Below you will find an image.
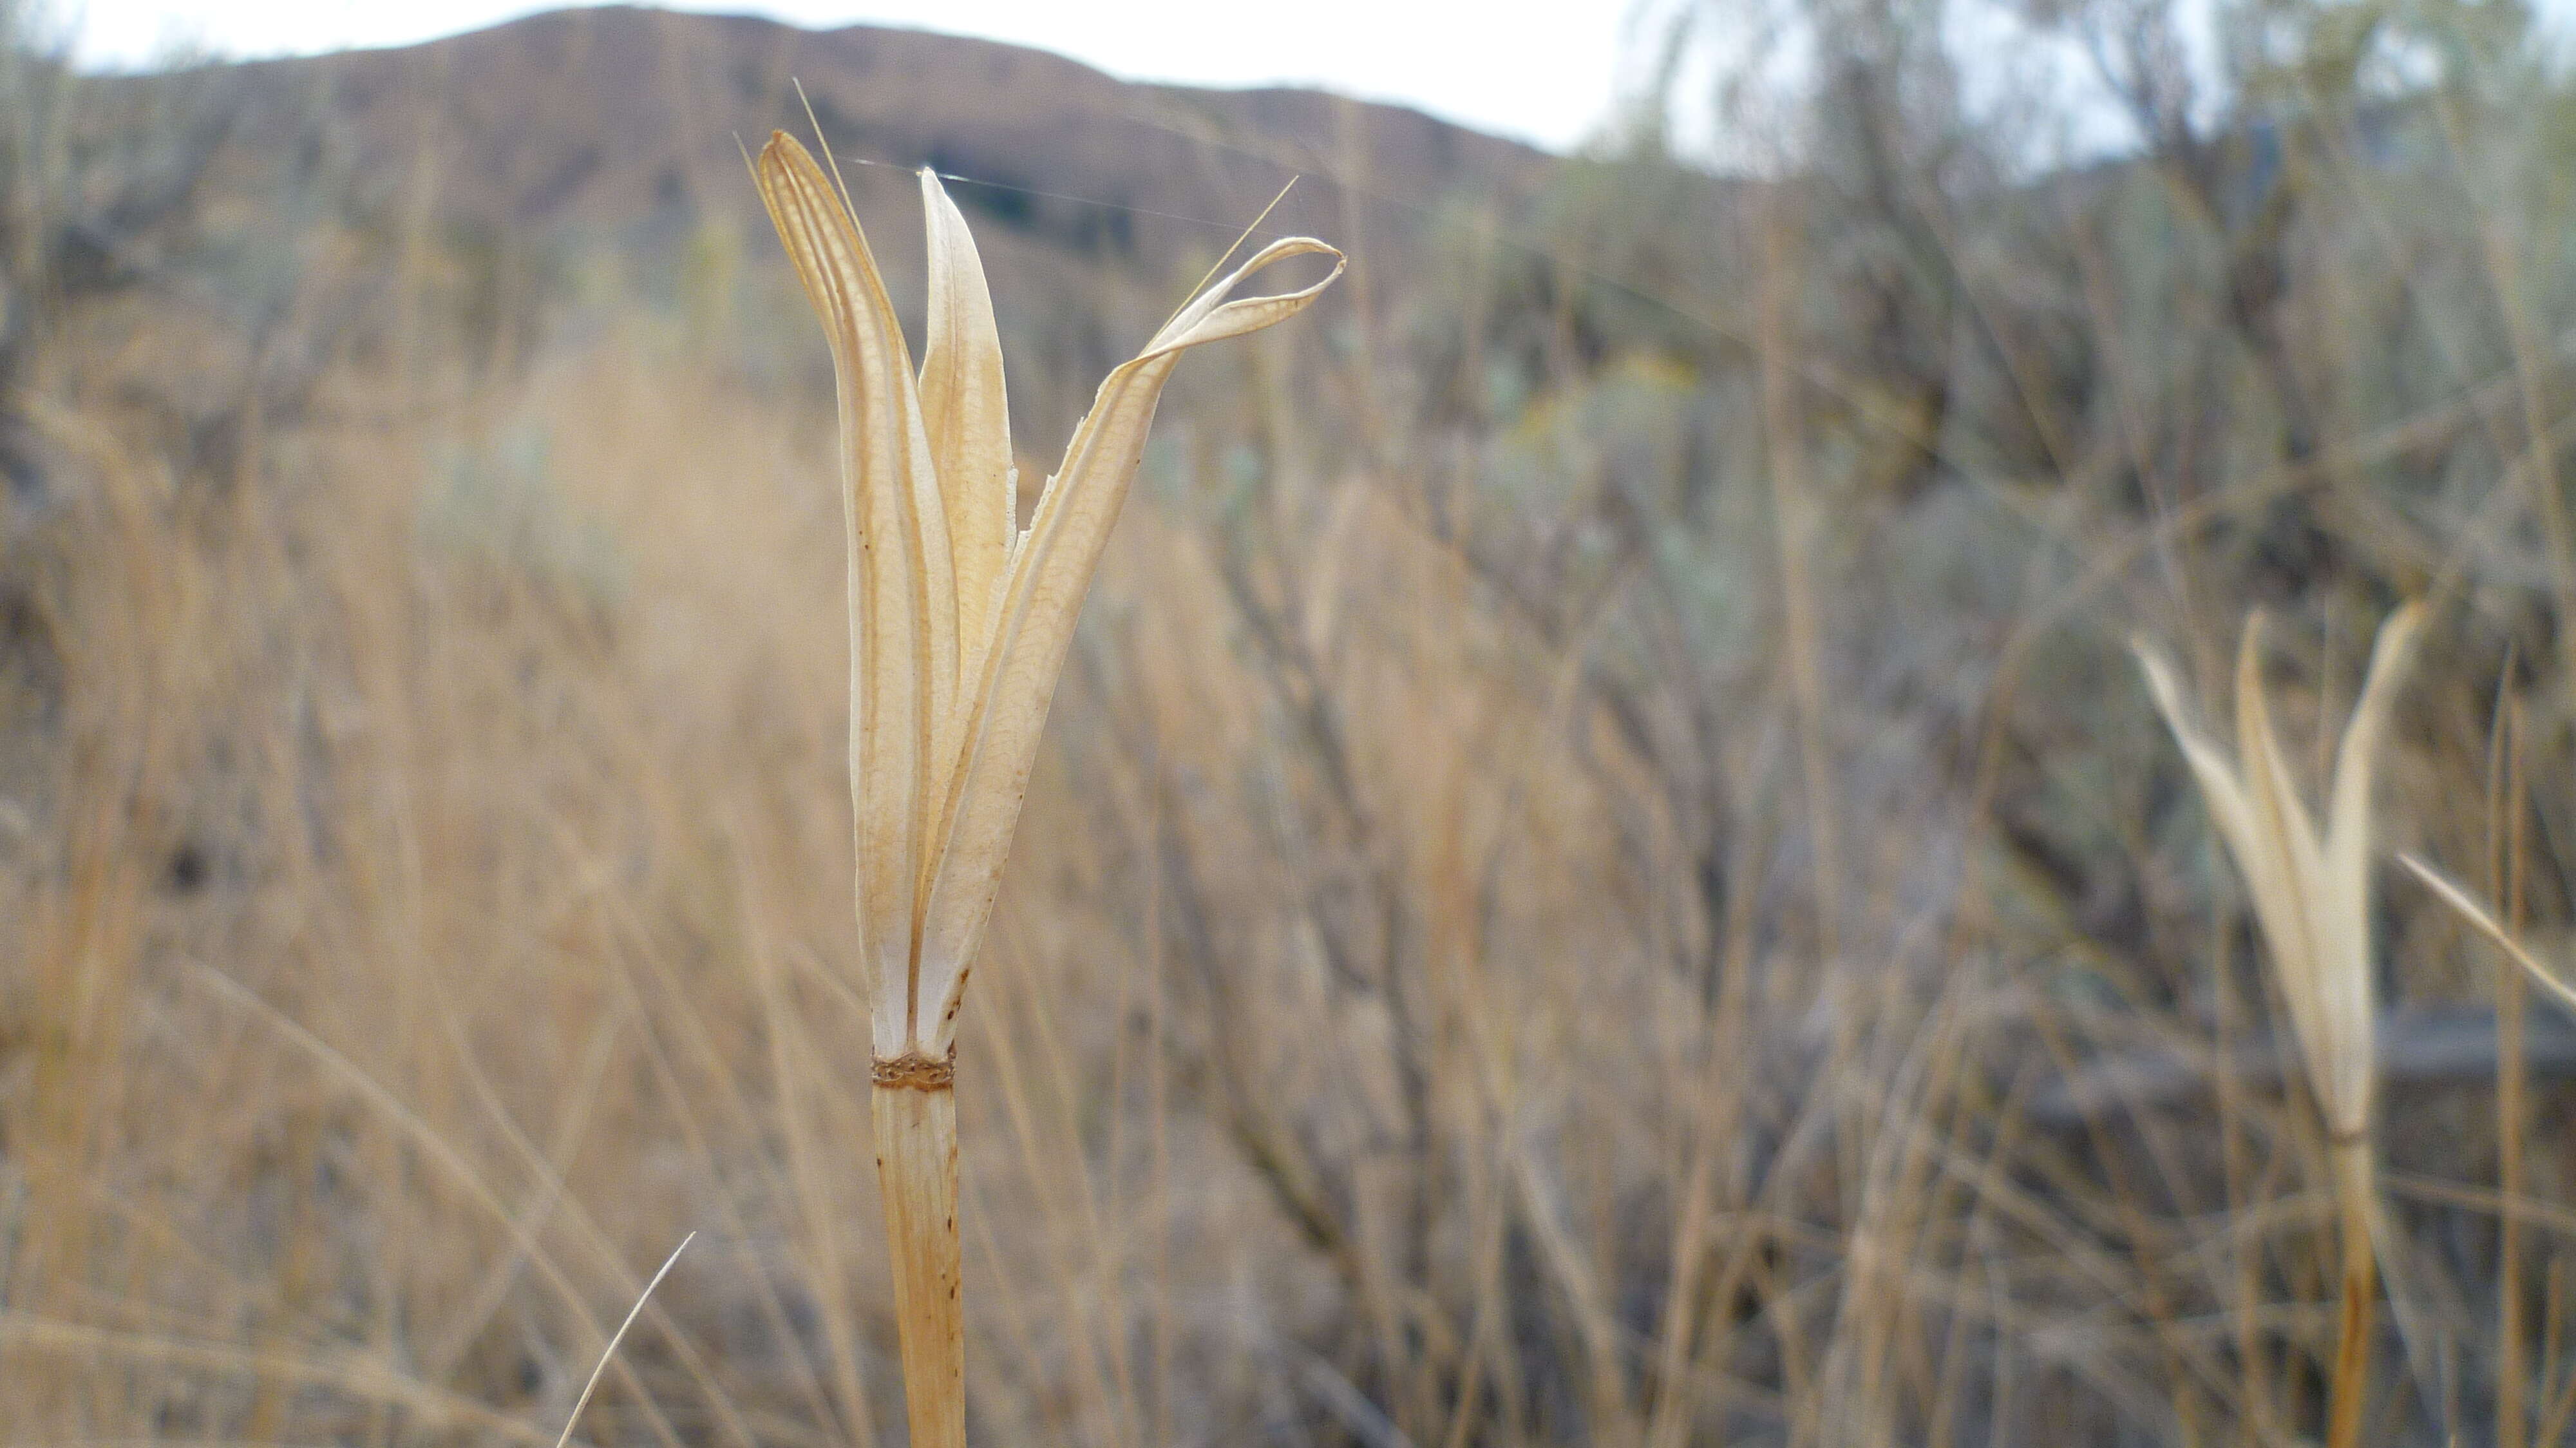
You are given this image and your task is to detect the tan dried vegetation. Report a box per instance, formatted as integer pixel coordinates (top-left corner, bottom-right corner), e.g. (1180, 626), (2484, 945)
(14, 1), (2576, 1445)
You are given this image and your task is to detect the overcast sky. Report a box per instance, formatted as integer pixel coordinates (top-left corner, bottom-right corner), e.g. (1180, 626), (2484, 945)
(57, 0), (1654, 153)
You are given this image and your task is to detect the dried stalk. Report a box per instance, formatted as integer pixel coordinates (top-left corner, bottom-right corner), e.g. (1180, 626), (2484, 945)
(2136, 603), (2422, 1448)
(2325, 1134), (2374, 1448)
(873, 1072), (961, 1448)
(752, 129), (1338, 1447)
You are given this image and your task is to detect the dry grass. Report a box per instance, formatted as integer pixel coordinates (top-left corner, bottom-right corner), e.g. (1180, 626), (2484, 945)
(12, 3), (2576, 1445)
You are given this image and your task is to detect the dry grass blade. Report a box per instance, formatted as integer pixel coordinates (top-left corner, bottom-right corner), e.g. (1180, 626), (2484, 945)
(753, 132), (956, 1064)
(914, 233), (1347, 1051)
(2401, 855), (2576, 1018)
(918, 168), (1016, 727)
(554, 1234), (697, 1448)
(2233, 614), (2346, 1123)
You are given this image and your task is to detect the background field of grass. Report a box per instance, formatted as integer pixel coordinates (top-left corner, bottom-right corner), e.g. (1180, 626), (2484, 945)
(6, 0), (2576, 1442)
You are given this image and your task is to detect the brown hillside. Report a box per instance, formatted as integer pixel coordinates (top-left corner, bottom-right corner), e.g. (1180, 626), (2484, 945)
(191, 5), (1555, 269)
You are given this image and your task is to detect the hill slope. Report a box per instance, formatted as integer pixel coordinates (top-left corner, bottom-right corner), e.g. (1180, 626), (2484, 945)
(192, 5), (1556, 272)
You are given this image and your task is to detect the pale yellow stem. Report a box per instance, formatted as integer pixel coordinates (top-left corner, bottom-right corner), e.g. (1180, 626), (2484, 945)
(874, 1067), (964, 1448)
(2324, 1134), (2376, 1448)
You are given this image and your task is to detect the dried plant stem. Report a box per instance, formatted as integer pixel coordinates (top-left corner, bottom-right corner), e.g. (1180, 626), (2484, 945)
(2137, 605), (2418, 1448)
(753, 126), (1336, 1448)
(875, 1070), (965, 1448)
(2324, 1135), (2375, 1448)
